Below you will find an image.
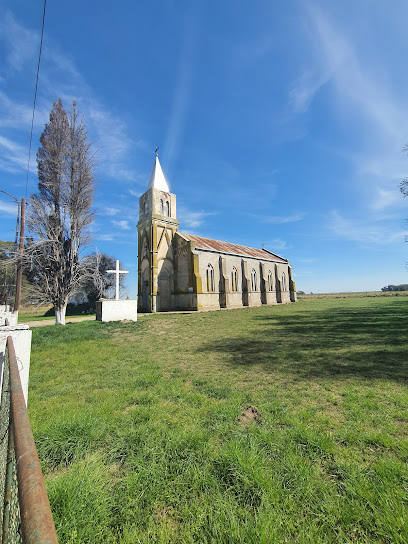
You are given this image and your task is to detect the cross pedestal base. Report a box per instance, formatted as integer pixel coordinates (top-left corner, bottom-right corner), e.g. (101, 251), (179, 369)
(96, 299), (138, 322)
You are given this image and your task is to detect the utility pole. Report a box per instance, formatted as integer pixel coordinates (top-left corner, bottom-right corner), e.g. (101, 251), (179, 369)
(0, 190), (21, 308)
(14, 198), (25, 312)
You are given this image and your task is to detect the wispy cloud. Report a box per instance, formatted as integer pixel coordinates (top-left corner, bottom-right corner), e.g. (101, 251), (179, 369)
(327, 210), (407, 245)
(0, 91), (49, 130)
(263, 212), (306, 224)
(264, 238), (287, 252)
(104, 207), (120, 216)
(298, 257), (316, 264)
(129, 189), (141, 197)
(370, 187), (404, 211)
(86, 103), (140, 182)
(0, 10), (37, 72)
(163, 7), (199, 167)
(0, 201), (19, 216)
(112, 220), (131, 230)
(0, 136), (28, 172)
(96, 233), (115, 241)
(0, 11), (144, 188)
(178, 207), (217, 229)
(289, 5), (408, 210)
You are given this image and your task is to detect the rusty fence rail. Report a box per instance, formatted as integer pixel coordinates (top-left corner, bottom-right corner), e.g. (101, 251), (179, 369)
(0, 336), (58, 544)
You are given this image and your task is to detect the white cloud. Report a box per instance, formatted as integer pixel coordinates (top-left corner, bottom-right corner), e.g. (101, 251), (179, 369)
(112, 220), (131, 230)
(298, 258), (316, 264)
(86, 101), (146, 183)
(0, 10), (37, 72)
(263, 212), (306, 224)
(0, 136), (27, 172)
(0, 12), (145, 188)
(96, 233), (115, 241)
(327, 210), (407, 245)
(178, 208), (217, 229)
(289, 5), (408, 210)
(370, 187), (404, 211)
(0, 201), (19, 216)
(163, 7), (199, 168)
(0, 91), (49, 130)
(104, 207), (120, 216)
(264, 238), (287, 252)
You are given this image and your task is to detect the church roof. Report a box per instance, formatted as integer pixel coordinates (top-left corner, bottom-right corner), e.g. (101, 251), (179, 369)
(179, 233), (288, 263)
(147, 155), (170, 192)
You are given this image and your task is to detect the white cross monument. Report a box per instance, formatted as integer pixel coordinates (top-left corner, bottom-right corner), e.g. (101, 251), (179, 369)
(96, 260), (137, 322)
(106, 260), (129, 300)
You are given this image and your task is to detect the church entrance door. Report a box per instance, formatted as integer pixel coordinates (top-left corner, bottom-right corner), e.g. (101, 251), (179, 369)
(142, 280), (149, 311)
(158, 268), (172, 311)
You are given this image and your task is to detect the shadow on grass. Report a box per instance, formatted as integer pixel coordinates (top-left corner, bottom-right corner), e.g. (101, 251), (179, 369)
(43, 302), (95, 317)
(198, 300), (408, 382)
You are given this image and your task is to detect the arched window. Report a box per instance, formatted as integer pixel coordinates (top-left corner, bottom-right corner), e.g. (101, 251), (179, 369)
(251, 269), (257, 291)
(282, 272), (287, 291)
(143, 198), (148, 215)
(231, 267), (238, 292)
(166, 201), (170, 217)
(160, 199), (164, 215)
(268, 271), (273, 291)
(206, 264), (215, 292)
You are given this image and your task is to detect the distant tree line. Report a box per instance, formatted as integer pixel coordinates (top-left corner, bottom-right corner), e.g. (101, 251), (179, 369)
(381, 284), (408, 292)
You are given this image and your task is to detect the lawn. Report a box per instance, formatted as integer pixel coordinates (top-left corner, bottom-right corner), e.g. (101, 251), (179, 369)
(28, 296), (408, 543)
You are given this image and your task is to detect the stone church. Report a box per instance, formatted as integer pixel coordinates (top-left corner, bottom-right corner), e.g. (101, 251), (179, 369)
(137, 154), (297, 312)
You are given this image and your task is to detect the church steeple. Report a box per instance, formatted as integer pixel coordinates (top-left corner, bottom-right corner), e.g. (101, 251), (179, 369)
(137, 152), (179, 313)
(147, 153), (170, 192)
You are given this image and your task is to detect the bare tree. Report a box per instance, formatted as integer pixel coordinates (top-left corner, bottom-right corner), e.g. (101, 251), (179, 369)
(25, 98), (98, 324)
(77, 253), (127, 306)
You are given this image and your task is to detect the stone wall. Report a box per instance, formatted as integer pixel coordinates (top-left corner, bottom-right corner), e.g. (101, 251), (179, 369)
(194, 249), (294, 311)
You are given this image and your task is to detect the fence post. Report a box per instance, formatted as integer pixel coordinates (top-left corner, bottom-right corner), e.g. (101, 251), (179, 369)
(7, 337), (58, 544)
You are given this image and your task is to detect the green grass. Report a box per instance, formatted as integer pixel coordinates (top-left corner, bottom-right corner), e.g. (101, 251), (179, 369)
(28, 297), (408, 543)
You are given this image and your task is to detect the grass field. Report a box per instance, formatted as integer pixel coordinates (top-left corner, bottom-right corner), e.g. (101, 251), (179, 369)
(297, 290), (408, 299)
(28, 297), (408, 543)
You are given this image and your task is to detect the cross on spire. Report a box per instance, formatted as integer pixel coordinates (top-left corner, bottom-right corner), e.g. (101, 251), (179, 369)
(106, 260), (129, 300)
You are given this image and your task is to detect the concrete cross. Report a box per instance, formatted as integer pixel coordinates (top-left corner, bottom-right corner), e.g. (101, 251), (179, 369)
(106, 260), (129, 301)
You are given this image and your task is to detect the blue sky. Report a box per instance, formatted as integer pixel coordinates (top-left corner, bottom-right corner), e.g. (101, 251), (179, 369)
(1, 0), (408, 296)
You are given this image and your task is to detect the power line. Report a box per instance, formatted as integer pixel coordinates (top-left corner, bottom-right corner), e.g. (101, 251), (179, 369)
(25, 0), (47, 199)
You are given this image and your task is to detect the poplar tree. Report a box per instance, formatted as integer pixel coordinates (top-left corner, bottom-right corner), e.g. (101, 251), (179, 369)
(26, 98), (97, 324)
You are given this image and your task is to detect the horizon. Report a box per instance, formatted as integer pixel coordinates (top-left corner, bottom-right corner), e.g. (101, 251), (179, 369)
(1, 1), (408, 298)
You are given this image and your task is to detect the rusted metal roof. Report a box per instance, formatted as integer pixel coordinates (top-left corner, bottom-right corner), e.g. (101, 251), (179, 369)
(179, 233), (288, 263)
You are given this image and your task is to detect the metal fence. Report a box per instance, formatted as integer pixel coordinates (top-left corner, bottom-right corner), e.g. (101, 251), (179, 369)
(0, 336), (58, 544)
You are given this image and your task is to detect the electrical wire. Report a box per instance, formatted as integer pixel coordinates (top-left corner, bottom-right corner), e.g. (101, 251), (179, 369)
(25, 0), (47, 199)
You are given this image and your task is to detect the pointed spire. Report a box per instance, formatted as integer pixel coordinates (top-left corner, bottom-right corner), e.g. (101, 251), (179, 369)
(147, 151), (170, 192)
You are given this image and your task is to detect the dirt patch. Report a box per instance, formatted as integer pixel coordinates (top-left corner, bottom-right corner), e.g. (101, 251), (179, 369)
(238, 405), (263, 428)
(155, 507), (179, 531)
(23, 316), (95, 327)
(122, 404), (137, 414)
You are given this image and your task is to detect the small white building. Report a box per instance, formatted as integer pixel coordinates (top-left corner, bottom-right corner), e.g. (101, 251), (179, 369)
(137, 155), (297, 312)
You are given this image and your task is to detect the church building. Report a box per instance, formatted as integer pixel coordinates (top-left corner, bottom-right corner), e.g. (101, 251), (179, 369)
(137, 154), (297, 312)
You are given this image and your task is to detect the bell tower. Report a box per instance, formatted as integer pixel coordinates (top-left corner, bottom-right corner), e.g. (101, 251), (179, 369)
(137, 153), (179, 312)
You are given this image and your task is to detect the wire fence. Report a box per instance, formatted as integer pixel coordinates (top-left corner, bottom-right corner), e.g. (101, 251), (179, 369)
(0, 342), (20, 544)
(0, 337), (58, 544)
